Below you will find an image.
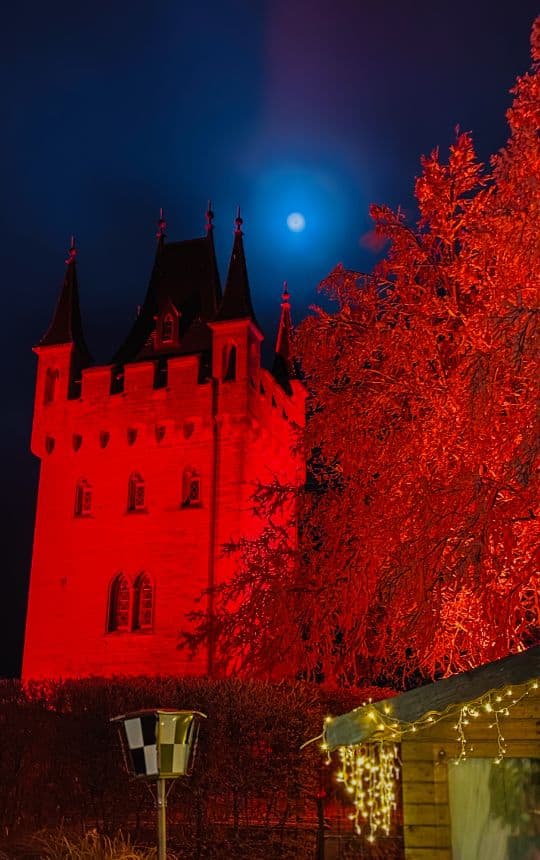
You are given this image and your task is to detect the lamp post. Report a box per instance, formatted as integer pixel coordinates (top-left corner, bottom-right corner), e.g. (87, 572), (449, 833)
(112, 709), (206, 860)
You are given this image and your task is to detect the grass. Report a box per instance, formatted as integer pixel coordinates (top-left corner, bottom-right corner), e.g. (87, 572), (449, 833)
(0, 829), (164, 860)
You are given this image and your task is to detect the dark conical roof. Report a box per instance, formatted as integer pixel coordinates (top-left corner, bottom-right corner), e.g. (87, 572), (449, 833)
(272, 284), (296, 394)
(39, 242), (92, 365)
(215, 210), (259, 327)
(113, 229), (222, 364)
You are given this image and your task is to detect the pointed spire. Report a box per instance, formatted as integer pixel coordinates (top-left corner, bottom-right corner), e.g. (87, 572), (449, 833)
(156, 207), (166, 247)
(39, 238), (92, 364)
(234, 205), (243, 235)
(272, 281), (296, 393)
(205, 200), (221, 314)
(215, 208), (258, 324)
(205, 200), (214, 234)
(66, 234), (77, 265)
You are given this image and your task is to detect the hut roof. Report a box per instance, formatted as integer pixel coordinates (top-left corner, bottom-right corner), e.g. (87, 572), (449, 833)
(324, 646), (540, 750)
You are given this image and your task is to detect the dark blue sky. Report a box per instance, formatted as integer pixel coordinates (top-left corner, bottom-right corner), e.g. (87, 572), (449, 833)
(1, 1), (537, 677)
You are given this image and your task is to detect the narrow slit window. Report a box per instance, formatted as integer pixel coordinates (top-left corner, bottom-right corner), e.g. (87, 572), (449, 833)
(44, 368), (59, 404)
(74, 480), (92, 516)
(189, 475), (201, 504)
(128, 473), (146, 512)
(182, 468), (201, 507)
(223, 344), (237, 381)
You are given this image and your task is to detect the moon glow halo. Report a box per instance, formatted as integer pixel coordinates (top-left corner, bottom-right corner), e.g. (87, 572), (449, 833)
(287, 212), (306, 232)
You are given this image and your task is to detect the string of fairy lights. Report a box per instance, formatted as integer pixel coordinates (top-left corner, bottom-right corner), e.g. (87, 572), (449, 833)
(320, 677), (540, 842)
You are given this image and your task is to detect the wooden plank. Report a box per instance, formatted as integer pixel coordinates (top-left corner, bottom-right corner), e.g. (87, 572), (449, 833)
(401, 761), (447, 782)
(401, 761), (434, 781)
(402, 780), (449, 805)
(405, 849), (451, 860)
(418, 717), (540, 742)
(404, 824), (451, 849)
(496, 696), (540, 718)
(401, 742), (440, 762)
(403, 803), (450, 827)
(402, 739), (540, 761)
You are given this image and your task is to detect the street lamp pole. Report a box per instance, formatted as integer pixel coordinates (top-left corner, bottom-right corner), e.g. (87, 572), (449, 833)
(112, 708), (206, 860)
(157, 777), (167, 860)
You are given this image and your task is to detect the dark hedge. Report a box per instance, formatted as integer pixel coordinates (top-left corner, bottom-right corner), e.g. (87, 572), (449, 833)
(0, 677), (401, 859)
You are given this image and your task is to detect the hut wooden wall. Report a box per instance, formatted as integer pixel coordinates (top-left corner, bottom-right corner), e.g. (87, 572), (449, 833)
(401, 688), (540, 859)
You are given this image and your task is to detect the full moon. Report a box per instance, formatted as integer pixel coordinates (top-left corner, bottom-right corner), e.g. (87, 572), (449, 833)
(287, 212), (306, 233)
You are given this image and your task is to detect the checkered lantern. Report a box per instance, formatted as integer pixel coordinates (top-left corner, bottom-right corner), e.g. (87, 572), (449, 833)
(112, 709), (206, 779)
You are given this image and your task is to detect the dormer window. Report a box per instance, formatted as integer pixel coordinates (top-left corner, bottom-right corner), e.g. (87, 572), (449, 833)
(128, 472), (146, 512)
(162, 314), (174, 343)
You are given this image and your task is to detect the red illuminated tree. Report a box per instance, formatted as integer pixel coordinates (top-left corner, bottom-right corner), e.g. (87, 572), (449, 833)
(185, 20), (540, 686)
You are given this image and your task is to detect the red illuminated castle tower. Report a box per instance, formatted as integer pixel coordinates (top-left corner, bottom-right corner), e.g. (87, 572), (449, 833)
(23, 208), (305, 680)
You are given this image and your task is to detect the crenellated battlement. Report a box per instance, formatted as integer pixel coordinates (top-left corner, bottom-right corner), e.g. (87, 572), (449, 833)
(32, 357), (303, 460)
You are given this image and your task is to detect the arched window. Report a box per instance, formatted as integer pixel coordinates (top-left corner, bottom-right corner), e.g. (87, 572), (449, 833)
(223, 344), (237, 381)
(44, 368), (59, 404)
(133, 573), (153, 631)
(74, 479), (92, 516)
(108, 574), (131, 632)
(128, 472), (146, 512)
(162, 314), (174, 343)
(182, 467), (201, 507)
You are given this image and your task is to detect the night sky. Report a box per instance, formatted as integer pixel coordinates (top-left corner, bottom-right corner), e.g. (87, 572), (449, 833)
(1, 1), (537, 678)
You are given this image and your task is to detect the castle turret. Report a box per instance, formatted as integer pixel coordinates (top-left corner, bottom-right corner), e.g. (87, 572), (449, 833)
(214, 208), (258, 325)
(272, 282), (297, 396)
(31, 239), (92, 455)
(39, 238), (91, 359)
(209, 208), (263, 385)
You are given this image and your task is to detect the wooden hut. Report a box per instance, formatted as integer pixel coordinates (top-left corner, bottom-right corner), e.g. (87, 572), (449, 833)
(323, 647), (540, 859)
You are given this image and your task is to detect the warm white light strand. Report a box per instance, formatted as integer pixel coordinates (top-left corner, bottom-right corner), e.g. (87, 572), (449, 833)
(337, 741), (400, 842)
